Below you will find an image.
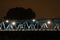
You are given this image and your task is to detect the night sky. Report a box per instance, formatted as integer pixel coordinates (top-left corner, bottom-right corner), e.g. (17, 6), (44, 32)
(0, 0), (60, 19)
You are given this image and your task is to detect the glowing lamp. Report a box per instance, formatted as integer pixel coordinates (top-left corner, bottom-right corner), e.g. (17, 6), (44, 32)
(32, 19), (36, 22)
(47, 20), (51, 24)
(12, 22), (16, 25)
(5, 20), (9, 23)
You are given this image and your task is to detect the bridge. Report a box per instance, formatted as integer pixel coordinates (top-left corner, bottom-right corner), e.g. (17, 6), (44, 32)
(0, 18), (60, 31)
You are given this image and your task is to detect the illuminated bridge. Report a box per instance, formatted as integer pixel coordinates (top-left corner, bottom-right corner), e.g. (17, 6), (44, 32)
(0, 18), (60, 31)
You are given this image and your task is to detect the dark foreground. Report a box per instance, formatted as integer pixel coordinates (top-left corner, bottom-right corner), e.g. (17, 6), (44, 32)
(0, 31), (60, 40)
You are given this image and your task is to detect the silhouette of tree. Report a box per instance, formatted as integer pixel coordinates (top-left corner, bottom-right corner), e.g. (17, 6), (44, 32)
(4, 7), (36, 20)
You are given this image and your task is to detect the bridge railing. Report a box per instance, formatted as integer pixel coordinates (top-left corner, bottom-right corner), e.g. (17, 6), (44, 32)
(0, 19), (60, 31)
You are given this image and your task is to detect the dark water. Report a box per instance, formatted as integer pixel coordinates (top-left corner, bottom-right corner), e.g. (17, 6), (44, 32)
(0, 31), (59, 40)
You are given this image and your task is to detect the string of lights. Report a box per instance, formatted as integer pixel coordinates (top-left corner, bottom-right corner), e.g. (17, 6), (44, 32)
(0, 19), (60, 31)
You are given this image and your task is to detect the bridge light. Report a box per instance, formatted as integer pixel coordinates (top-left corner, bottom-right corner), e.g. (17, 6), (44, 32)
(11, 21), (16, 26)
(47, 20), (51, 24)
(32, 19), (36, 22)
(5, 20), (9, 23)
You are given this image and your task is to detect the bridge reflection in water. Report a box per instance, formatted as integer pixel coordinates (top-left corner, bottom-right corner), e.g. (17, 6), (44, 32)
(0, 18), (60, 31)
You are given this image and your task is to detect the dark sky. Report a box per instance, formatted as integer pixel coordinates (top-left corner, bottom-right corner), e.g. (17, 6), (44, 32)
(0, 0), (60, 19)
